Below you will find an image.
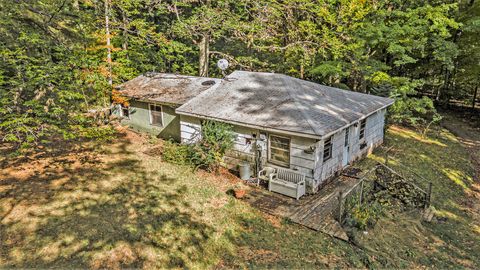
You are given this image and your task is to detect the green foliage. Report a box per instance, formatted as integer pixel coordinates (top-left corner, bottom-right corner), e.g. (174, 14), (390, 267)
(345, 202), (383, 230)
(188, 120), (235, 172)
(161, 120), (234, 172)
(162, 140), (191, 165)
(1, 0), (477, 150)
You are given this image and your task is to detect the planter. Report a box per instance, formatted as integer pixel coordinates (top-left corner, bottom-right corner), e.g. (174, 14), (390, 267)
(234, 189), (246, 199)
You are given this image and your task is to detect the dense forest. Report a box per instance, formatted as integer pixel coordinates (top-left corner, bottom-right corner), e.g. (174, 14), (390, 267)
(0, 0), (479, 148)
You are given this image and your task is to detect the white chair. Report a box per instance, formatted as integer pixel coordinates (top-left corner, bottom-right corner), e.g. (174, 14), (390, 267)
(257, 167), (277, 186)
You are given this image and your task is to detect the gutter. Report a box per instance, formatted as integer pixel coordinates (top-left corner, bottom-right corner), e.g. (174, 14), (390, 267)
(319, 100), (395, 140)
(175, 110), (323, 140)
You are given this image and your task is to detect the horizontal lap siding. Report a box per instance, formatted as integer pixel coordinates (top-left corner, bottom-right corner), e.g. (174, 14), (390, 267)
(313, 108), (387, 192)
(180, 115), (202, 143)
(179, 115), (317, 191)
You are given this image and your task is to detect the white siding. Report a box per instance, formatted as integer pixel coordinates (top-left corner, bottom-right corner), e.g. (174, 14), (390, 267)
(312, 108), (387, 192)
(179, 115), (318, 191)
(180, 109), (387, 194)
(180, 115), (202, 143)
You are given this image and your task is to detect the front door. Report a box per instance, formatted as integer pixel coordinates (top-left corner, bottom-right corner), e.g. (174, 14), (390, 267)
(342, 127), (350, 167)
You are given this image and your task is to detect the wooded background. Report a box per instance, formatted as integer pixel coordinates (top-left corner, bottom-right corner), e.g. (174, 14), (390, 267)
(0, 0), (479, 147)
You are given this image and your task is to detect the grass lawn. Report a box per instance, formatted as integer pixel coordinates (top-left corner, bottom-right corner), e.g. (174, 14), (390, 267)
(1, 122), (479, 269)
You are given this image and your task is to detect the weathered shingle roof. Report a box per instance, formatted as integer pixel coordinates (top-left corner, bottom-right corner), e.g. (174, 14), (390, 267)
(176, 71), (394, 138)
(116, 73), (221, 105)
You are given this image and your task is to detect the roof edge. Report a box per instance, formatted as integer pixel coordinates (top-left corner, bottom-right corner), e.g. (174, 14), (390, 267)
(319, 101), (394, 140)
(175, 110), (322, 140)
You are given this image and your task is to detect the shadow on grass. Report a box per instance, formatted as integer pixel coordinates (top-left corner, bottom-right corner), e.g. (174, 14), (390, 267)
(0, 133), (215, 269)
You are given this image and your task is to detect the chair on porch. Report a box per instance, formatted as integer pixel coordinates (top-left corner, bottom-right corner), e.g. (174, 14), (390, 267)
(257, 167), (277, 186)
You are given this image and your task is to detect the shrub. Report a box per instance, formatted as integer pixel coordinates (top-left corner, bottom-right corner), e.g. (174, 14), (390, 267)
(161, 120), (235, 172)
(162, 140), (190, 165)
(189, 120), (235, 172)
(345, 202), (383, 230)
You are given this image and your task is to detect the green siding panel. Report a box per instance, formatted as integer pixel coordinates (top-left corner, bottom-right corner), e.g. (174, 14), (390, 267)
(121, 100), (181, 141)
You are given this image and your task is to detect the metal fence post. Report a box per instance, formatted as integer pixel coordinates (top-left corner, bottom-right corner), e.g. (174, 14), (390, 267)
(425, 182), (432, 208)
(338, 191), (343, 224)
(359, 180), (364, 205)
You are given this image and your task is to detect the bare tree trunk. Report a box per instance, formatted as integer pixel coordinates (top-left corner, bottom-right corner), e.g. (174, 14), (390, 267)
(300, 63), (304, 79)
(104, 0), (112, 107)
(473, 84), (479, 110)
(199, 34), (209, 77)
(122, 10), (128, 51)
(105, 0), (112, 86)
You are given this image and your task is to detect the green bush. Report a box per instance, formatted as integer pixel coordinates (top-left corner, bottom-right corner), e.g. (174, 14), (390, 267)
(162, 140), (191, 165)
(161, 120), (235, 172)
(345, 202), (383, 230)
(189, 120), (235, 172)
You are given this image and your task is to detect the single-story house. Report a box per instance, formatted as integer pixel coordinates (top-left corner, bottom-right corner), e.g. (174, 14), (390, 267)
(115, 70), (394, 193)
(113, 73), (221, 141)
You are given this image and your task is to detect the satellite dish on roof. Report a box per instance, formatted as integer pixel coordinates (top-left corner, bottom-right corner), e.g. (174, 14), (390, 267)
(217, 59), (229, 71)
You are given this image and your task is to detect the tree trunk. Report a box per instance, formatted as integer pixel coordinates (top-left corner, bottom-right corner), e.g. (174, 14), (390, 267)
(198, 34), (209, 77)
(473, 84), (479, 110)
(300, 62), (304, 79)
(105, 0), (112, 107)
(122, 10), (128, 51)
(105, 0), (112, 86)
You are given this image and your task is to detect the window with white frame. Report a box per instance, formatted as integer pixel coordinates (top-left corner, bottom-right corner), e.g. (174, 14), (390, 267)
(359, 119), (366, 140)
(149, 104), (163, 126)
(323, 136), (333, 161)
(269, 134), (290, 166)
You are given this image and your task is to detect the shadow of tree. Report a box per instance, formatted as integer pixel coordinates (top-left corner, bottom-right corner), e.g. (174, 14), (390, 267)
(0, 132), (216, 269)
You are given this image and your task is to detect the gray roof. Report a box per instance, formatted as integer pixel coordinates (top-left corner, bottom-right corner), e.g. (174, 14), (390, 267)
(176, 71), (394, 138)
(116, 73), (221, 105)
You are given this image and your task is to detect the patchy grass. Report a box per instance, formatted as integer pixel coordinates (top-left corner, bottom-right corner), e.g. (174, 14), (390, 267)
(354, 123), (480, 269)
(1, 123), (479, 269)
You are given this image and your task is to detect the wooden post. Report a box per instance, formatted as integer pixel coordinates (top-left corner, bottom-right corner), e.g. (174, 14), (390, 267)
(425, 182), (432, 208)
(359, 180), (364, 205)
(338, 191), (343, 224)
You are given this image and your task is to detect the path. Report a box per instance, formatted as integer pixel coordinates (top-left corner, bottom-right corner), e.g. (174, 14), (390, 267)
(242, 176), (361, 241)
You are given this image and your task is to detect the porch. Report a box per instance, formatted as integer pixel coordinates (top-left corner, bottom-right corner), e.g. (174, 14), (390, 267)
(242, 174), (362, 241)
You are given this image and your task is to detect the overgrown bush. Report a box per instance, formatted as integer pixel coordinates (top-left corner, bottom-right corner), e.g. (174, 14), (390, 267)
(345, 201), (383, 230)
(189, 120), (235, 172)
(161, 120), (235, 172)
(162, 140), (191, 165)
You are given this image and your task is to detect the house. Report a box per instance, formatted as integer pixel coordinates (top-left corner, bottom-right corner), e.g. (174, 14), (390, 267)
(113, 73), (221, 141)
(115, 70), (394, 193)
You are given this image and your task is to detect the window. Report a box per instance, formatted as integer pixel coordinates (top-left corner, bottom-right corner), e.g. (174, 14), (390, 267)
(149, 104), (163, 126)
(359, 119), (366, 140)
(344, 127), (349, 147)
(269, 134), (290, 166)
(323, 136), (333, 161)
(121, 105), (130, 119)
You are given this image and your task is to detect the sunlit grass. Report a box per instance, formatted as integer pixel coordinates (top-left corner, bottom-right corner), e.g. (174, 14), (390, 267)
(1, 124), (479, 269)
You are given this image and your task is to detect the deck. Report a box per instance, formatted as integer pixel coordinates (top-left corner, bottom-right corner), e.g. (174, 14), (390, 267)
(242, 175), (361, 241)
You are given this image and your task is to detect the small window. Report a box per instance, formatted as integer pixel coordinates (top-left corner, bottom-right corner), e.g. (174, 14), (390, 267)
(323, 136), (333, 161)
(269, 134), (290, 166)
(359, 119), (366, 140)
(344, 127), (349, 147)
(121, 105), (130, 119)
(149, 104), (163, 126)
